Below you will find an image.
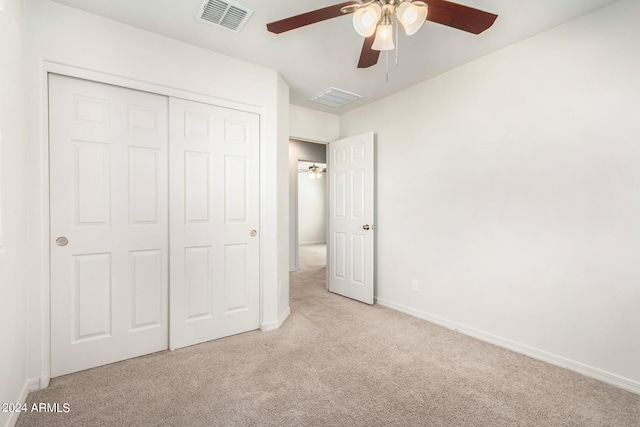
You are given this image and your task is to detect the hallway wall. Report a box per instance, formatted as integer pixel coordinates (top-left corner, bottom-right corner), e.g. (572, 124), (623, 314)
(298, 167), (326, 245)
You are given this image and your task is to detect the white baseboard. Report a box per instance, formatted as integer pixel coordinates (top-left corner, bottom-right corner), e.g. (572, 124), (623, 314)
(27, 378), (40, 392)
(39, 375), (50, 390)
(299, 241), (326, 246)
(376, 297), (640, 396)
(4, 378), (39, 427)
(260, 306), (291, 331)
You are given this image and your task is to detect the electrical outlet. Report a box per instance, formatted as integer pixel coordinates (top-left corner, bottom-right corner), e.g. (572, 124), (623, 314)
(411, 279), (419, 292)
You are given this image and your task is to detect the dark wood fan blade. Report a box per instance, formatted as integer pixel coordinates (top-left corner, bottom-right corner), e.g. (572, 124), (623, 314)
(267, 1), (359, 34)
(357, 35), (380, 68)
(421, 0), (497, 34)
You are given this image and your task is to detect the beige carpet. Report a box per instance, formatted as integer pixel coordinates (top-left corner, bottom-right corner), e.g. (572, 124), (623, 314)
(17, 246), (640, 426)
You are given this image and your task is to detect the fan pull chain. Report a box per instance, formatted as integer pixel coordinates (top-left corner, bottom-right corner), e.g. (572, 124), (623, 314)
(395, 14), (399, 67)
(385, 50), (389, 82)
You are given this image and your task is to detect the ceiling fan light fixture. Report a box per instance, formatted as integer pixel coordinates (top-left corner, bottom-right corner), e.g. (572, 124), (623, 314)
(372, 22), (394, 51)
(396, 1), (428, 35)
(353, 3), (382, 37)
(308, 164), (325, 179)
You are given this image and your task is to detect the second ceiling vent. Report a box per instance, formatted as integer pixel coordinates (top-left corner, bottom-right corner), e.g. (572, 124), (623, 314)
(310, 87), (362, 108)
(196, 0), (254, 33)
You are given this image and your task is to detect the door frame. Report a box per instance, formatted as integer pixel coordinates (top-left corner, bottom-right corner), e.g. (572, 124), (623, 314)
(37, 61), (267, 387)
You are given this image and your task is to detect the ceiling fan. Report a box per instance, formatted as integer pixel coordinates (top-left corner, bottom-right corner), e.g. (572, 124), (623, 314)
(266, 0), (498, 69)
(298, 164), (327, 179)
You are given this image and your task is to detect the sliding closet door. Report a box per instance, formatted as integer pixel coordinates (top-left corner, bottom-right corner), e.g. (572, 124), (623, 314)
(49, 74), (169, 377)
(169, 98), (260, 350)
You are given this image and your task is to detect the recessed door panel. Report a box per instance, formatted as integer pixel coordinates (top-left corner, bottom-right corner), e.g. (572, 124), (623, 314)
(185, 151), (211, 224)
(130, 250), (163, 331)
(74, 95), (109, 127)
(225, 156), (248, 223)
(73, 253), (112, 342)
(128, 104), (160, 134)
(225, 120), (248, 145)
(351, 142), (365, 161)
(185, 112), (211, 138)
(334, 172), (346, 218)
(351, 234), (365, 285)
(334, 232), (347, 280)
(225, 244), (248, 313)
(185, 246), (213, 321)
(75, 141), (110, 226)
(129, 148), (160, 225)
(351, 169), (365, 219)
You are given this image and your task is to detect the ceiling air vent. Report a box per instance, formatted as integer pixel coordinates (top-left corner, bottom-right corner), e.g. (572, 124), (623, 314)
(310, 87), (362, 108)
(196, 0), (254, 33)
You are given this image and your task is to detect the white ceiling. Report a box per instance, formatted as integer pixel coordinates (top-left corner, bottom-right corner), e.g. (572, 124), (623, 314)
(49, 0), (619, 114)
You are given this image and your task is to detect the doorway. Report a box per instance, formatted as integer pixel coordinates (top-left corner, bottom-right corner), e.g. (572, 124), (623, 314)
(297, 160), (327, 271)
(289, 139), (327, 272)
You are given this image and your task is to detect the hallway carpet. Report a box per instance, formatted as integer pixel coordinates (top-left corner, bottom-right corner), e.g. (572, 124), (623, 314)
(17, 246), (640, 426)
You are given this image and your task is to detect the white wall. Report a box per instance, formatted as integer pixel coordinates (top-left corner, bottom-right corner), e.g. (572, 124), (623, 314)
(0, 1), (30, 426)
(290, 105), (339, 143)
(276, 76), (291, 326)
(25, 0), (289, 386)
(340, 0), (640, 393)
(298, 170), (327, 245)
(289, 140), (326, 270)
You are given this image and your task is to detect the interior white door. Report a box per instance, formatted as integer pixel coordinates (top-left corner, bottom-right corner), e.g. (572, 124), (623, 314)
(49, 74), (169, 377)
(327, 132), (375, 304)
(169, 97), (260, 350)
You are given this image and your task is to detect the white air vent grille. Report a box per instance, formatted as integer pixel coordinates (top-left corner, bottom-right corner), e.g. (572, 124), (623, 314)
(197, 0), (253, 33)
(310, 87), (362, 108)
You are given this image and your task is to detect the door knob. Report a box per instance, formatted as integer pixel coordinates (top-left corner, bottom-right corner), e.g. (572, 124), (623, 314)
(56, 236), (69, 246)
(250, 230), (257, 237)
(362, 225), (370, 230)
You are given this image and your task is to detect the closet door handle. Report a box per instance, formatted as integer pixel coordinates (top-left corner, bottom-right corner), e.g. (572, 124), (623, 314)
(250, 230), (257, 237)
(56, 236), (69, 246)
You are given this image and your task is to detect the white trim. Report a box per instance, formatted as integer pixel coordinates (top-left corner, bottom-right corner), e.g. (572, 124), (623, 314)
(43, 61), (263, 115)
(260, 306), (291, 331)
(39, 374), (50, 390)
(376, 297), (640, 396)
(299, 240), (327, 246)
(39, 61), (267, 384)
(27, 378), (40, 392)
(289, 131), (331, 144)
(4, 379), (39, 427)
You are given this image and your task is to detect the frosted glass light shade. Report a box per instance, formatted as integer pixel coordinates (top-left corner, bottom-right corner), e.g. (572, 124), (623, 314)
(353, 3), (382, 37)
(372, 24), (394, 51)
(396, 1), (428, 35)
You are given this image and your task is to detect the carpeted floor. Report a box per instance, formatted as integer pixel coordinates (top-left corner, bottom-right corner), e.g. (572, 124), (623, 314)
(17, 245), (640, 426)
